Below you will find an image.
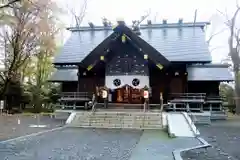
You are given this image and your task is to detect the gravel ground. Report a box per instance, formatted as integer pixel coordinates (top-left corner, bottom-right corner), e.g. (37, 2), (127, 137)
(182, 119), (240, 160)
(0, 114), (65, 141)
(0, 128), (142, 160)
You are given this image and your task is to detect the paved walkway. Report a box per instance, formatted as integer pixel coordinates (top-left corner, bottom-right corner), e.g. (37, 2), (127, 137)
(0, 114), (65, 141)
(0, 127), (202, 160)
(0, 128), (142, 160)
(182, 120), (240, 160)
(130, 130), (201, 160)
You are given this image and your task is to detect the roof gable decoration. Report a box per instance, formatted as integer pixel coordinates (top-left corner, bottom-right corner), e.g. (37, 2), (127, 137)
(112, 24), (170, 68)
(80, 24), (170, 72)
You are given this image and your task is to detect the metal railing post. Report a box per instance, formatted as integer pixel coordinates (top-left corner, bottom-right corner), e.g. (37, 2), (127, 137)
(144, 102), (146, 112)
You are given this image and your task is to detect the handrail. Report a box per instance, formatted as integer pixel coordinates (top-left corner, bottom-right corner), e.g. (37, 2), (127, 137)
(91, 94), (96, 112)
(181, 112), (199, 137)
(143, 102), (146, 112)
(142, 112), (146, 128)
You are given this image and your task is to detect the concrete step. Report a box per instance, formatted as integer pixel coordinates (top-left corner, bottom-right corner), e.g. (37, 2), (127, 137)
(192, 115), (211, 124)
(73, 125), (163, 129)
(73, 121), (162, 125)
(77, 122), (163, 126)
(54, 111), (71, 120)
(85, 112), (161, 115)
(85, 117), (162, 121)
(80, 120), (161, 123)
(75, 123), (163, 128)
(68, 111), (164, 129)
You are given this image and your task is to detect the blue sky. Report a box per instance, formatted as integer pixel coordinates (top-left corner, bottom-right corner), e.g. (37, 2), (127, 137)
(57, 0), (240, 63)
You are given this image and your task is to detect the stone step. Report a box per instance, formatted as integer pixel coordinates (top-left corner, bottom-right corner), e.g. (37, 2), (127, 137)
(54, 112), (71, 120)
(77, 121), (163, 126)
(90, 114), (161, 117)
(72, 121), (162, 126)
(86, 117), (162, 121)
(75, 123), (162, 128)
(82, 112), (161, 116)
(75, 123), (163, 128)
(77, 117), (162, 121)
(72, 125), (163, 129)
(83, 121), (162, 125)
(69, 111), (164, 129)
(87, 114), (162, 118)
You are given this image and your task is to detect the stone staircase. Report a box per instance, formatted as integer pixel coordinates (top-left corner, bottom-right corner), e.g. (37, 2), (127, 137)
(189, 112), (211, 124)
(54, 110), (71, 120)
(211, 111), (227, 120)
(67, 111), (164, 129)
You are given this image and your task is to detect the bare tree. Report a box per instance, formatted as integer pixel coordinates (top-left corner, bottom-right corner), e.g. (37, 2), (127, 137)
(217, 1), (240, 113)
(0, 0), (59, 110)
(68, 0), (89, 27)
(0, 0), (20, 9)
(205, 13), (227, 52)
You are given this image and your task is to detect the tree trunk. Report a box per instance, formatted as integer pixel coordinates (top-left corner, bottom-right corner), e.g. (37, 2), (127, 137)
(234, 71), (240, 114)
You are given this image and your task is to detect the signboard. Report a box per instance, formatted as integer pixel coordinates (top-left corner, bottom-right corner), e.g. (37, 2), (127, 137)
(143, 91), (149, 99)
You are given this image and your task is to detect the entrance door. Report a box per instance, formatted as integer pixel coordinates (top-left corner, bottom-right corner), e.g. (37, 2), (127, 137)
(116, 85), (142, 103)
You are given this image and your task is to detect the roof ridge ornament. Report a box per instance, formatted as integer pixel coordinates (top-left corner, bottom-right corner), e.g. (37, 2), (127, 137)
(88, 22), (94, 29)
(116, 17), (125, 26)
(102, 17), (112, 27)
(178, 18), (183, 25)
(132, 10), (151, 35)
(162, 19), (167, 25)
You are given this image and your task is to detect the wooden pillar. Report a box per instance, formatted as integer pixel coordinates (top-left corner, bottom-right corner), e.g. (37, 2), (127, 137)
(77, 65), (81, 92)
(143, 86), (149, 111)
(101, 87), (108, 108)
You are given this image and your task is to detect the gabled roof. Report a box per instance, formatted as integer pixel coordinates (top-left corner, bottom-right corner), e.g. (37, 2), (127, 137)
(79, 24), (170, 69)
(54, 31), (112, 64)
(54, 22), (211, 64)
(187, 64), (233, 81)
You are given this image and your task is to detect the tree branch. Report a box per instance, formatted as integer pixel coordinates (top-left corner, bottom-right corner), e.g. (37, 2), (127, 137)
(0, 0), (20, 9)
(68, 0), (89, 27)
(207, 28), (227, 44)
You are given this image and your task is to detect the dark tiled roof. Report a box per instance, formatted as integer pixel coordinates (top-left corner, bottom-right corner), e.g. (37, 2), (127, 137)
(49, 69), (78, 82)
(54, 31), (112, 64)
(139, 27), (211, 62)
(54, 22), (212, 64)
(187, 64), (233, 81)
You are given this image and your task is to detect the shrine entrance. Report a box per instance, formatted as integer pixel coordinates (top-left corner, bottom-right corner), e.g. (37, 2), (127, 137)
(114, 85), (143, 104)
